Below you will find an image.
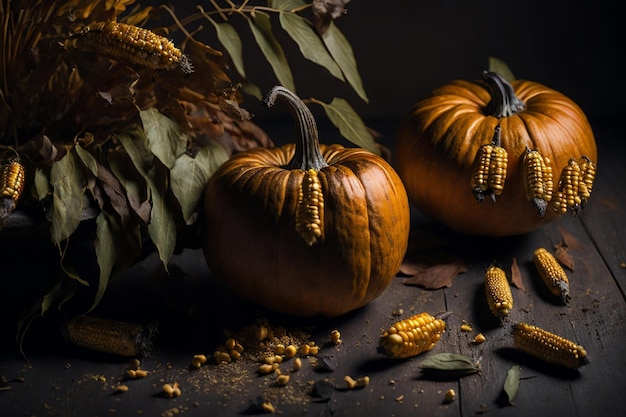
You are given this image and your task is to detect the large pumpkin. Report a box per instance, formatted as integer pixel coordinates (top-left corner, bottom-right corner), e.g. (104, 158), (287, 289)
(395, 71), (597, 236)
(202, 86), (410, 317)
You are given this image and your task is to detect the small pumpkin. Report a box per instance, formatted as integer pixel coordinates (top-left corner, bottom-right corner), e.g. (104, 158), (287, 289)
(202, 86), (410, 317)
(395, 71), (597, 236)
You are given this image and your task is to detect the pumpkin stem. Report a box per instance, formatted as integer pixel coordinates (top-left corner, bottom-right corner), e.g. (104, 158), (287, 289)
(262, 86), (329, 171)
(483, 71), (525, 118)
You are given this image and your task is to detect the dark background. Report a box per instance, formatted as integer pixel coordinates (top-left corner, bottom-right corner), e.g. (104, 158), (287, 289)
(158, 0), (622, 125)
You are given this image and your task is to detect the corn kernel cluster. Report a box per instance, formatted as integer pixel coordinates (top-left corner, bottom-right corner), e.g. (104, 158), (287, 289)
(379, 312), (446, 359)
(295, 169), (324, 246)
(513, 322), (588, 369)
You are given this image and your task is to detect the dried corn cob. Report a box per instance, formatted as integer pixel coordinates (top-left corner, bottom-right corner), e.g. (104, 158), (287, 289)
(533, 247), (570, 304)
(72, 21), (192, 73)
(553, 159), (582, 215)
(62, 316), (155, 357)
(578, 156), (596, 207)
(523, 147), (553, 217)
(471, 125), (508, 203)
(1, 158), (26, 201)
(484, 263), (513, 322)
(379, 312), (446, 359)
(295, 169), (324, 246)
(512, 322), (588, 369)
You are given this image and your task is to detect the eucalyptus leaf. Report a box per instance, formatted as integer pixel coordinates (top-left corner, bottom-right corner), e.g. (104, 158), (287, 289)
(322, 22), (368, 102)
(316, 97), (378, 155)
(488, 57), (516, 82)
(419, 353), (481, 375)
(209, 20), (246, 79)
(75, 143), (98, 176)
(50, 150), (86, 245)
(249, 11), (295, 92)
(108, 149), (151, 223)
(503, 365), (521, 405)
(170, 141), (229, 224)
(140, 108), (187, 169)
(33, 167), (51, 200)
(279, 12), (344, 81)
(270, 0), (306, 10)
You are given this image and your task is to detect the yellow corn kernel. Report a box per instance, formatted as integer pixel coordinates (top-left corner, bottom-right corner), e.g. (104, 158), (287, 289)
(191, 354), (207, 369)
(379, 312), (446, 359)
(512, 322), (588, 369)
(62, 316), (153, 357)
(73, 21), (192, 73)
(474, 333), (486, 344)
(444, 388), (456, 403)
(356, 376), (370, 387)
(275, 375), (290, 386)
(471, 125), (508, 203)
(295, 169), (324, 246)
(291, 357), (302, 372)
(284, 345), (297, 358)
(523, 147), (553, 217)
(484, 263), (514, 321)
(330, 329), (342, 345)
(344, 375), (357, 389)
(162, 382), (182, 398)
(533, 248), (570, 304)
(1, 158), (25, 201)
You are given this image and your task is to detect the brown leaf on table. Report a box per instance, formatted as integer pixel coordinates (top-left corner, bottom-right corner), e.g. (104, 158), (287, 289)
(559, 228), (582, 250)
(401, 251), (469, 289)
(554, 244), (575, 271)
(510, 257), (526, 292)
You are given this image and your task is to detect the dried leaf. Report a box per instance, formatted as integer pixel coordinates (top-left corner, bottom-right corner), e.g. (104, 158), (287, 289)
(170, 142), (229, 224)
(33, 167), (51, 200)
(108, 149), (151, 224)
(311, 0), (350, 35)
(278, 11), (344, 81)
(249, 11), (295, 92)
(316, 97), (378, 154)
(559, 228), (582, 249)
(140, 108), (187, 170)
(419, 353), (481, 376)
(321, 21), (368, 102)
(50, 150), (86, 245)
(510, 257), (526, 292)
(554, 244), (575, 271)
(401, 251), (469, 289)
(503, 365), (521, 405)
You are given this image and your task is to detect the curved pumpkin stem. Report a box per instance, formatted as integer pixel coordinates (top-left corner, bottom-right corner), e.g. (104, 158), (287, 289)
(262, 86), (329, 171)
(483, 71), (525, 118)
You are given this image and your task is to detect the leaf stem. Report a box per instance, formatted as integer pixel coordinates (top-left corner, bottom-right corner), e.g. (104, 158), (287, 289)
(262, 86), (328, 171)
(483, 71), (525, 118)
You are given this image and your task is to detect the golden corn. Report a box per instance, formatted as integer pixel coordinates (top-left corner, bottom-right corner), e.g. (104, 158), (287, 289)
(484, 263), (513, 321)
(73, 21), (193, 73)
(62, 316), (153, 357)
(379, 312), (446, 359)
(578, 156), (596, 206)
(295, 169), (324, 246)
(512, 322), (588, 369)
(533, 248), (570, 304)
(523, 147), (553, 217)
(553, 159), (582, 215)
(1, 158), (26, 201)
(471, 125), (508, 203)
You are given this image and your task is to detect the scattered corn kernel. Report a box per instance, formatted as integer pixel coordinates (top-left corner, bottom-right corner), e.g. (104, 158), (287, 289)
(284, 345), (297, 358)
(460, 322), (473, 332)
(344, 375), (357, 389)
(258, 364), (274, 375)
(356, 376), (370, 387)
(308, 345), (319, 355)
(275, 375), (290, 387)
(474, 333), (486, 344)
(299, 344), (310, 356)
(162, 382), (181, 398)
(125, 369), (148, 379)
(330, 330), (342, 345)
(115, 384), (129, 393)
(224, 338), (237, 351)
(191, 354), (207, 369)
(444, 389), (456, 403)
(292, 357), (302, 372)
(128, 358), (141, 371)
(274, 344), (286, 355)
(261, 401), (275, 413)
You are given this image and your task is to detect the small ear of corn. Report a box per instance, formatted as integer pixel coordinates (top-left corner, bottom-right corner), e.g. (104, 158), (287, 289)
(379, 312), (446, 359)
(471, 125), (508, 203)
(295, 169), (324, 246)
(484, 263), (513, 322)
(512, 322), (588, 369)
(523, 147), (553, 217)
(578, 156), (596, 207)
(73, 21), (192, 73)
(1, 158), (26, 201)
(553, 159), (582, 215)
(533, 247), (570, 304)
(62, 316), (154, 357)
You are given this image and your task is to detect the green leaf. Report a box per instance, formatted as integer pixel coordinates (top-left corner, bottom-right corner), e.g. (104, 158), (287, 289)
(108, 149), (151, 223)
(279, 12), (344, 81)
(210, 20), (246, 79)
(118, 129), (177, 268)
(50, 150), (86, 245)
(489, 56), (516, 82)
(33, 167), (51, 200)
(270, 0), (306, 10)
(315, 97), (379, 155)
(249, 11), (295, 92)
(139, 108), (187, 169)
(503, 365), (521, 405)
(75, 143), (99, 176)
(322, 22), (368, 102)
(419, 353), (481, 375)
(170, 142), (229, 224)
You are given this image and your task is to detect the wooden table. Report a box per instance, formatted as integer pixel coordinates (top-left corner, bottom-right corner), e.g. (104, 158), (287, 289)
(1, 116), (625, 417)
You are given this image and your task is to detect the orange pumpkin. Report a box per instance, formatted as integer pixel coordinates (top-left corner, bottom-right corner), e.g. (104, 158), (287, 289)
(395, 71), (597, 236)
(202, 86), (410, 317)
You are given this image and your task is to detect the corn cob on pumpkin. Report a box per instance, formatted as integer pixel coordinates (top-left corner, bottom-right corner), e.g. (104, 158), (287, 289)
(484, 263), (513, 322)
(71, 21), (193, 74)
(533, 247), (571, 304)
(512, 322), (588, 369)
(295, 169), (324, 246)
(62, 316), (155, 357)
(379, 312), (446, 359)
(1, 158), (25, 201)
(471, 125), (508, 203)
(523, 147), (553, 217)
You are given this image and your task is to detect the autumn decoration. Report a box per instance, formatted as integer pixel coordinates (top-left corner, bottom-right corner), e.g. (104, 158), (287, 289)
(202, 86), (410, 317)
(395, 63), (597, 236)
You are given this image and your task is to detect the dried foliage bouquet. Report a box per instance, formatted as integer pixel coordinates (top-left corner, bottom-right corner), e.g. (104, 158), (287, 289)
(0, 0), (369, 333)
